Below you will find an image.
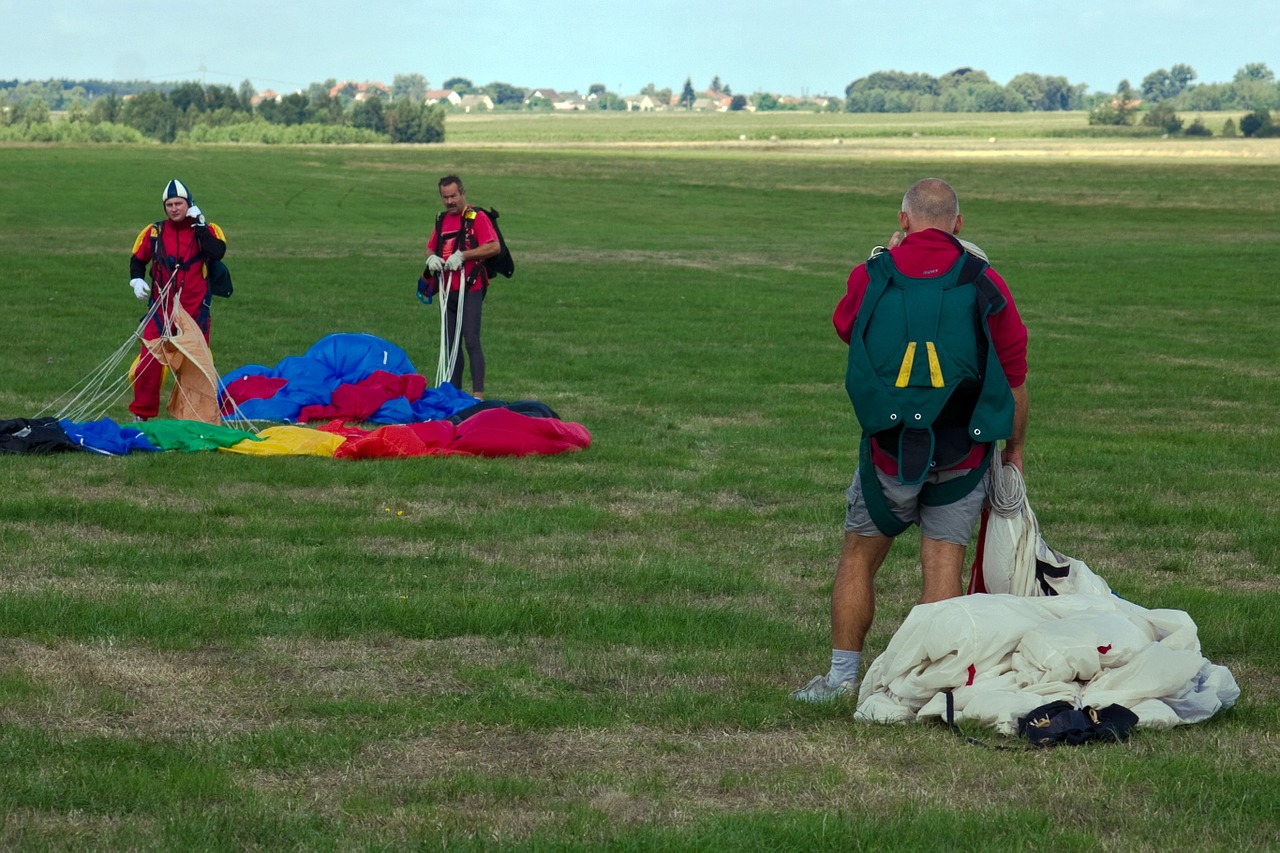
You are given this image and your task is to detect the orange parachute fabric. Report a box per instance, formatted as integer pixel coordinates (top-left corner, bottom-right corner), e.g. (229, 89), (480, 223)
(143, 304), (221, 424)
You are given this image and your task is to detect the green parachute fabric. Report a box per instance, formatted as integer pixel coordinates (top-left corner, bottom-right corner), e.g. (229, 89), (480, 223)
(134, 420), (260, 452)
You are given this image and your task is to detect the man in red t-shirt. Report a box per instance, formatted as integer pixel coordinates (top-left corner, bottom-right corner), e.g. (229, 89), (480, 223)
(422, 175), (500, 399)
(793, 178), (1029, 703)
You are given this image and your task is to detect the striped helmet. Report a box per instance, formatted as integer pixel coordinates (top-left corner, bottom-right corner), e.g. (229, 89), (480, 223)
(162, 178), (194, 204)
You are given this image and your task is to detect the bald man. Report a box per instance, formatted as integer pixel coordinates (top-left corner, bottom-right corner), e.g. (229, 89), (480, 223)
(793, 178), (1029, 702)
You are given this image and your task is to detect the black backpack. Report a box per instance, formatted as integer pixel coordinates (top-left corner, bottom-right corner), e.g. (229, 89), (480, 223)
(432, 206), (514, 284)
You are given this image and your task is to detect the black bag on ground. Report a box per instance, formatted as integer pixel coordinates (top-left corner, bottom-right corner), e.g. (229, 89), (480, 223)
(1017, 701), (1139, 747)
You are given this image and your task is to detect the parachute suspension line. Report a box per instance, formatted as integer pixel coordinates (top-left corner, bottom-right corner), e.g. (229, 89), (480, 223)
(435, 270), (466, 388)
(44, 295), (164, 423)
(986, 450), (1026, 519)
(218, 395), (260, 434)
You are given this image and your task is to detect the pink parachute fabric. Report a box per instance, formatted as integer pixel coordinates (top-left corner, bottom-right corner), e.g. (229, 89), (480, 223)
(452, 408), (592, 457)
(324, 410), (592, 460)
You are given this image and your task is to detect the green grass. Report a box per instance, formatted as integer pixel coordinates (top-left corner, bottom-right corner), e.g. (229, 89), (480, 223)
(441, 109), (1255, 144)
(0, 139), (1277, 850)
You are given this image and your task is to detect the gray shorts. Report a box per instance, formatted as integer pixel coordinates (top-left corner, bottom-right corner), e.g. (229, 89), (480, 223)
(844, 466), (989, 546)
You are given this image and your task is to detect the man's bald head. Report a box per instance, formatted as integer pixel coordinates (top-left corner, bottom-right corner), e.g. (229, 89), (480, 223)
(900, 178), (962, 236)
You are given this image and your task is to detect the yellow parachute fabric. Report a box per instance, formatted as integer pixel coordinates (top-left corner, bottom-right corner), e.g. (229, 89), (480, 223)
(142, 304), (221, 425)
(220, 425), (347, 458)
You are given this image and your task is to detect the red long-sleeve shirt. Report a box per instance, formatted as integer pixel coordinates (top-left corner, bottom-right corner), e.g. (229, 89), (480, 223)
(834, 228), (1028, 474)
(833, 228), (1027, 387)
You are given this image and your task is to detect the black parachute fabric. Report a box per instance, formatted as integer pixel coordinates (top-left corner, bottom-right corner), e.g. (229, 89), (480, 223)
(0, 418), (81, 455)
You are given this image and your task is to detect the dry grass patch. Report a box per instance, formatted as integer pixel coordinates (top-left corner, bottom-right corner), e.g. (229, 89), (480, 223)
(239, 721), (1242, 840)
(1, 638), (261, 737)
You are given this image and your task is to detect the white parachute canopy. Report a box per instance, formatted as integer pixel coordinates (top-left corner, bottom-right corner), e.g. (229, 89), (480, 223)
(857, 454), (1239, 734)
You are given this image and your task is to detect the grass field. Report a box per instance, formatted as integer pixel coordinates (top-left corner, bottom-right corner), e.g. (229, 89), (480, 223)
(0, 124), (1277, 849)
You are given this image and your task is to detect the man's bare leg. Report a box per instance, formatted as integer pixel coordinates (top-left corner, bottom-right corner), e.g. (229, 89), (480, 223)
(919, 536), (966, 603)
(792, 531), (894, 701)
(831, 531), (894, 652)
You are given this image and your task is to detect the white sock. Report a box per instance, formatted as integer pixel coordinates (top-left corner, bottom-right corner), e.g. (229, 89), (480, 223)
(828, 649), (861, 686)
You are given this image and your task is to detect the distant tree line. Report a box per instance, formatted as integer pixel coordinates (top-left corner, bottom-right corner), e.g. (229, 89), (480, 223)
(844, 68), (1086, 113)
(0, 75), (444, 143)
(1086, 63), (1280, 136)
(4, 63), (1280, 143)
(840, 62), (1280, 117)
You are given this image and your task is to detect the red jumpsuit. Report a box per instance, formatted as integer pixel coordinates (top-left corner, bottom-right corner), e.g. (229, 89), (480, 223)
(128, 217), (227, 419)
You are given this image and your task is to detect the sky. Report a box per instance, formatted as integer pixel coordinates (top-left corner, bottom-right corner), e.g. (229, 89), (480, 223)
(4, 0), (1277, 97)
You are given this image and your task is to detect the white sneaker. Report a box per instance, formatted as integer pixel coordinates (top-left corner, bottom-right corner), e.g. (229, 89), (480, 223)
(790, 674), (856, 703)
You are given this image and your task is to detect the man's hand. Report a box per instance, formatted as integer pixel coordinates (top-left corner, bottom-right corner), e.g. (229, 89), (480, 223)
(887, 230), (904, 249)
(445, 252), (465, 271)
(130, 278), (151, 300)
(187, 205), (206, 227)
(425, 254), (444, 274)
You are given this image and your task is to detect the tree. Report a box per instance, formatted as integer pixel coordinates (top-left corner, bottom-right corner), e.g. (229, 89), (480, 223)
(1228, 63), (1280, 110)
(269, 92), (310, 126)
(1007, 73), (1047, 110)
(847, 70), (939, 97)
(392, 73), (428, 102)
(1221, 117), (1237, 137)
(1045, 78), (1088, 111)
(729, 94), (747, 111)
(443, 77), (473, 93)
(1239, 108), (1272, 137)
(121, 90), (178, 140)
(710, 75), (721, 93)
(14, 96), (50, 125)
(754, 92), (779, 111)
(1234, 63), (1275, 83)
(239, 78), (257, 106)
(169, 81), (206, 113)
(88, 93), (122, 124)
(1088, 81), (1136, 126)
(938, 67), (990, 91)
(351, 97), (386, 134)
(1142, 65), (1196, 102)
(306, 92), (344, 124)
(385, 99), (444, 143)
(485, 81), (524, 105)
(1141, 102), (1183, 134)
(588, 83), (607, 97)
(1170, 64), (1196, 92)
(1183, 116), (1212, 137)
(679, 77), (696, 109)
(307, 79), (337, 105)
(593, 91), (625, 110)
(1181, 83), (1225, 112)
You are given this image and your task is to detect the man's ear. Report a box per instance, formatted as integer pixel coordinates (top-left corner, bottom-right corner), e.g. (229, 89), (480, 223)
(952, 213), (964, 235)
(898, 210), (911, 232)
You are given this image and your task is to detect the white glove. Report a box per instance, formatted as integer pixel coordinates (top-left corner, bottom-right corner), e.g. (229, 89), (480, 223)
(445, 252), (465, 271)
(187, 205), (206, 226)
(130, 277), (151, 300)
(425, 254), (444, 274)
